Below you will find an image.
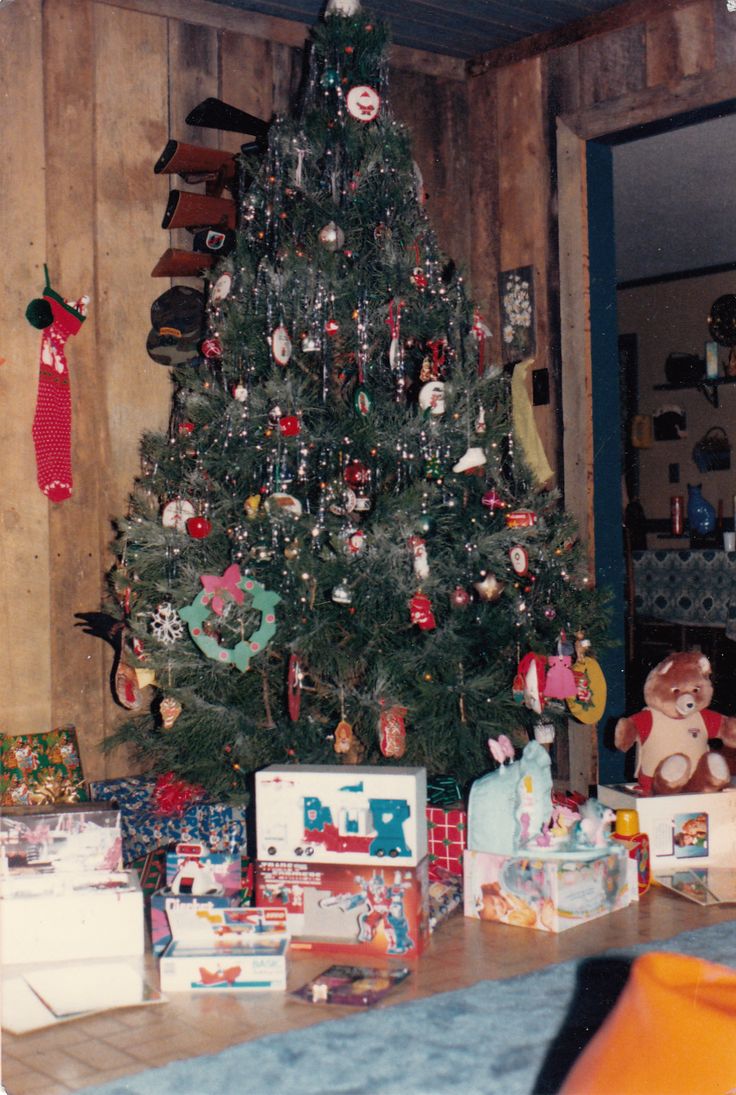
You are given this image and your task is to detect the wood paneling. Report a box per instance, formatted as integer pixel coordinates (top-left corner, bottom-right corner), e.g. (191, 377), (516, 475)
(0, 0), (50, 733)
(646, 4), (714, 87)
(467, 68), (500, 338)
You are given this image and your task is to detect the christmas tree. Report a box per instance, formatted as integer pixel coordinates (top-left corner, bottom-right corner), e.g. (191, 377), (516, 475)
(104, 2), (608, 800)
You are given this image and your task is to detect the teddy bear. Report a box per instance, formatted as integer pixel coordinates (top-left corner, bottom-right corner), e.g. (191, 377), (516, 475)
(614, 651), (736, 795)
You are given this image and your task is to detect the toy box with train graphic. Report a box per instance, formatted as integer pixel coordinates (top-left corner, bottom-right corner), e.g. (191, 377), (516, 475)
(255, 765), (427, 867)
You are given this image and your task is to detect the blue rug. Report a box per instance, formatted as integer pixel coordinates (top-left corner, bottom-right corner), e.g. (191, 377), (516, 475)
(83, 921), (736, 1095)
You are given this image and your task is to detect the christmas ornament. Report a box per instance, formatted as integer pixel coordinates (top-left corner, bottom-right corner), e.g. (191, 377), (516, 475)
(328, 484), (357, 516)
(200, 563), (244, 616)
(418, 381), (445, 417)
(354, 385), (372, 416)
(180, 569), (281, 672)
(450, 586), (471, 608)
(232, 383), (248, 402)
(334, 719), (356, 755)
(27, 266), (89, 503)
(344, 459), (370, 488)
(271, 324), (292, 365)
(325, 318), (340, 337)
(474, 574), (504, 602)
(411, 266), (428, 290)
(416, 513), (435, 535)
(471, 310), (493, 376)
(481, 488), (505, 512)
(407, 535), (429, 580)
(452, 446), (486, 475)
(332, 581), (353, 604)
(114, 660), (142, 710)
(340, 526), (366, 554)
(287, 653), (303, 721)
(284, 540), (300, 559)
(509, 545), (529, 576)
(186, 515), (212, 539)
(201, 335), (222, 359)
(544, 605), (557, 620)
(244, 494), (261, 519)
(318, 221), (345, 251)
(210, 272), (233, 303)
(251, 542), (274, 561)
(301, 335), (320, 353)
(533, 721), (556, 745)
(409, 591), (436, 630)
(425, 455), (443, 479)
(515, 652), (547, 715)
(346, 85), (381, 122)
(266, 492), (303, 519)
(279, 414), (300, 436)
(566, 657), (607, 724)
(159, 696), (182, 730)
(320, 67), (340, 89)
(150, 602), (185, 645)
(325, 0), (361, 14)
(162, 498), (195, 531)
(505, 510), (538, 528)
(379, 703), (407, 758)
(134, 667), (157, 690)
(545, 655), (577, 700)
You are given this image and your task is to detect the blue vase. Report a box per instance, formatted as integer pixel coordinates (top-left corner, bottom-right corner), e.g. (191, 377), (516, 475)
(687, 484), (716, 535)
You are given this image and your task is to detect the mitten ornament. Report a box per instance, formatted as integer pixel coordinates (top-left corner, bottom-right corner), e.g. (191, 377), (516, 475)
(27, 267), (88, 503)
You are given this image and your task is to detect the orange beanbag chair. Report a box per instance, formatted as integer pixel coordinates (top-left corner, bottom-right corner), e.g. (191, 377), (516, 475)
(561, 951), (736, 1094)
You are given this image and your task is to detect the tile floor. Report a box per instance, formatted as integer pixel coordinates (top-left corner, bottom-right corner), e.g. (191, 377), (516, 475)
(3, 889), (735, 1094)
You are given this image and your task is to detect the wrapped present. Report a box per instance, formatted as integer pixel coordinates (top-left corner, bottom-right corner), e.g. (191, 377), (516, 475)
(427, 800), (467, 880)
(88, 776), (247, 865)
(1, 727), (87, 806)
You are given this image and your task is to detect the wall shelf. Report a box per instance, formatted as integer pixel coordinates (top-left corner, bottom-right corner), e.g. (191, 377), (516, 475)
(653, 376), (736, 408)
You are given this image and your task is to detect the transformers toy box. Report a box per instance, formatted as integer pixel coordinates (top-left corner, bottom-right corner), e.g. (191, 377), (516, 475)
(159, 906), (289, 992)
(255, 764), (427, 867)
(255, 858), (430, 959)
(463, 846), (631, 933)
(598, 784), (736, 874)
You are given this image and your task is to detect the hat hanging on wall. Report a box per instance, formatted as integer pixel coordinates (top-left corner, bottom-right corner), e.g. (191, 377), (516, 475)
(146, 285), (205, 367)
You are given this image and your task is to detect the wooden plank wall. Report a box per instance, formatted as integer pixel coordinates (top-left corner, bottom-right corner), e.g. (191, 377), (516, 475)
(0, 0), (467, 779)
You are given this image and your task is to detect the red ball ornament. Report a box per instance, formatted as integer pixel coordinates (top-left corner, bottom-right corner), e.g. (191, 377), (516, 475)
(201, 336), (222, 359)
(344, 459), (370, 487)
(482, 488), (505, 512)
(409, 591), (436, 630)
(186, 515), (212, 539)
(450, 586), (471, 608)
(325, 318), (340, 337)
(279, 415), (301, 437)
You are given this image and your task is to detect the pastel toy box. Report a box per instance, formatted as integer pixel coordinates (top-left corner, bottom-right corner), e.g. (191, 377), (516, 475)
(463, 846), (631, 933)
(1, 870), (144, 964)
(150, 842), (247, 955)
(255, 764), (427, 867)
(255, 858), (429, 958)
(0, 803), (122, 895)
(159, 906), (289, 992)
(598, 784), (736, 874)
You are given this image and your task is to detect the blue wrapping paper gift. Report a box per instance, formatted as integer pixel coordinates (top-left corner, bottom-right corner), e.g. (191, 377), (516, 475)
(88, 777), (247, 864)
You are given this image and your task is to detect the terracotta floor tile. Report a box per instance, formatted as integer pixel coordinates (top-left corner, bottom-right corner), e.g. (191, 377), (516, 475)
(28, 1052), (98, 1085)
(62, 1040), (136, 1072)
(3, 1073), (72, 1095)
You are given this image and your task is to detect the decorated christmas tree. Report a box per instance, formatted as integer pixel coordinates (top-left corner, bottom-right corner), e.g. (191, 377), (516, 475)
(103, 1), (608, 801)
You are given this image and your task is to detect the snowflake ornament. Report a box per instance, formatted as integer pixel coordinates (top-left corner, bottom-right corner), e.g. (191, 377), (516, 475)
(150, 602), (184, 645)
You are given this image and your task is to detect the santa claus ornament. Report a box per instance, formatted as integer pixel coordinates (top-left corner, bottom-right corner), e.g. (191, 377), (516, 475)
(346, 86), (381, 123)
(409, 591), (436, 630)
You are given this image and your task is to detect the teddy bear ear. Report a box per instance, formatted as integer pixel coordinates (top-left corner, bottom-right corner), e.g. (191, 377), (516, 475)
(657, 659), (674, 675)
(698, 655), (712, 676)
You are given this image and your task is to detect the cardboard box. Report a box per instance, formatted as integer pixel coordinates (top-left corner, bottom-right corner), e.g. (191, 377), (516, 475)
(159, 906), (289, 992)
(598, 784), (736, 874)
(0, 803), (122, 891)
(427, 802), (466, 879)
(88, 777), (247, 864)
(255, 858), (430, 958)
(0, 870), (144, 964)
(255, 764), (427, 867)
(463, 846), (631, 933)
(150, 892), (234, 957)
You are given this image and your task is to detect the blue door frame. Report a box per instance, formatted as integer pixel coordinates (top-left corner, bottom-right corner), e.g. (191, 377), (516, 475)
(586, 140), (626, 784)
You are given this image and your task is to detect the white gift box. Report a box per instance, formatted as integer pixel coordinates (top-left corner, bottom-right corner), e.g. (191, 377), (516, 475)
(597, 784), (736, 873)
(0, 870), (144, 965)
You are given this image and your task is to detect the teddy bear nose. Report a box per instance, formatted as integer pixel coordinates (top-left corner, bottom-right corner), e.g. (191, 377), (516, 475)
(675, 693), (696, 715)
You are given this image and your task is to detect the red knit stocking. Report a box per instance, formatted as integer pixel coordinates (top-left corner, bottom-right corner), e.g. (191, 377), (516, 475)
(31, 292), (88, 503)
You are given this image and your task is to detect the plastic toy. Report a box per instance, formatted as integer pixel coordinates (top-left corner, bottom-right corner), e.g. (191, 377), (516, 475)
(614, 652), (736, 795)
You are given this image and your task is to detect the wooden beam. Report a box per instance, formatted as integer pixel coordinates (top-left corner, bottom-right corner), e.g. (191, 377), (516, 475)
(94, 0), (465, 79)
(468, 0), (704, 75)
